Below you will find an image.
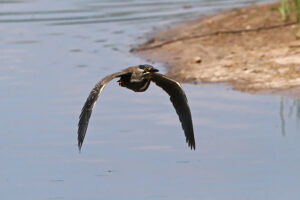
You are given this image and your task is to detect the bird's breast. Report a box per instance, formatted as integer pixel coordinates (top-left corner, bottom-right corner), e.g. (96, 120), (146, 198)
(120, 77), (150, 92)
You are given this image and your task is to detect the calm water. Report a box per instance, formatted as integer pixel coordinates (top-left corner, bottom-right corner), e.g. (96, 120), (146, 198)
(1, 0), (300, 200)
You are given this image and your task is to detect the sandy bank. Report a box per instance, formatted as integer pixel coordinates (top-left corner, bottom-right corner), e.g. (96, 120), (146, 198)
(133, 3), (300, 95)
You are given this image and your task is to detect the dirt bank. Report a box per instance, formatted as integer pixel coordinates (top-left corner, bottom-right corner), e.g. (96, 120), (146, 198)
(133, 3), (300, 94)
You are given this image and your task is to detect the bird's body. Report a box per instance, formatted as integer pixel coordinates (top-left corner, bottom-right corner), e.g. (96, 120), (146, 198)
(117, 67), (151, 92)
(78, 64), (195, 150)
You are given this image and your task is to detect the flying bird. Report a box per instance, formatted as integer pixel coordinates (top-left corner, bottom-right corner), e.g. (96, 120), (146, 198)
(78, 64), (195, 150)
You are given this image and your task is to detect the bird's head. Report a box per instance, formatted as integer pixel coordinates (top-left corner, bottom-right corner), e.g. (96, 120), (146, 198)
(138, 64), (159, 74)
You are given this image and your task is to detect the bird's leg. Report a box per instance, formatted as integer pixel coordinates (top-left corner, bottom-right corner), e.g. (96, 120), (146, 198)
(117, 79), (123, 86)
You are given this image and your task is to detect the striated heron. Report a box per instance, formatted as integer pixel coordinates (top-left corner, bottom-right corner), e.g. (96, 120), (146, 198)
(78, 64), (195, 150)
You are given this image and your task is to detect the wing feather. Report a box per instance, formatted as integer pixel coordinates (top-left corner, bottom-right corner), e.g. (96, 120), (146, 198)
(77, 71), (129, 150)
(151, 73), (195, 150)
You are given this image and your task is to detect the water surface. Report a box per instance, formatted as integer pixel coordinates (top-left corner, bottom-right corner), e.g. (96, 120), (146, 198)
(1, 0), (299, 200)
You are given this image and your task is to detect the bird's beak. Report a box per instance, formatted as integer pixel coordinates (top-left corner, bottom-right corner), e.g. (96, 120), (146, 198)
(150, 67), (159, 72)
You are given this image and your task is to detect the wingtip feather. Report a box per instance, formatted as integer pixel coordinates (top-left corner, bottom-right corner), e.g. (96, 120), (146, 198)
(78, 141), (82, 152)
(189, 142), (196, 150)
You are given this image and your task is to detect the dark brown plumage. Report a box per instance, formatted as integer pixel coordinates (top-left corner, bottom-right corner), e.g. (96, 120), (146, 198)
(78, 64), (195, 150)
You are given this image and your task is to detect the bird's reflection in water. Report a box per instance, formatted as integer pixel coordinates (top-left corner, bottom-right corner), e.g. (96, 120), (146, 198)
(279, 97), (300, 136)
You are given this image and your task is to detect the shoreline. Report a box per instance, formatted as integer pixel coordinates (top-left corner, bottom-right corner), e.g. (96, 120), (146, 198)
(133, 2), (300, 97)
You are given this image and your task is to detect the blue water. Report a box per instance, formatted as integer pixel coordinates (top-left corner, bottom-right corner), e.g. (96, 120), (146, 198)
(1, 0), (300, 199)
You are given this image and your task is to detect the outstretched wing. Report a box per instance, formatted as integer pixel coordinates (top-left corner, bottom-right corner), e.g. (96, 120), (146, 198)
(151, 73), (195, 150)
(78, 71), (129, 150)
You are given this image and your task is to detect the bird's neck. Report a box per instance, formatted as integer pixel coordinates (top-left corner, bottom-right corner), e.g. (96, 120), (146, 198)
(130, 71), (145, 82)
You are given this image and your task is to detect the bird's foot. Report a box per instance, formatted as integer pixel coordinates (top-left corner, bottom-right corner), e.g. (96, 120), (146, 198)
(118, 80), (123, 86)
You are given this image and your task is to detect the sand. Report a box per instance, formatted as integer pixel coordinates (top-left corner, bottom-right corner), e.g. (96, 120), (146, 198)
(133, 3), (300, 96)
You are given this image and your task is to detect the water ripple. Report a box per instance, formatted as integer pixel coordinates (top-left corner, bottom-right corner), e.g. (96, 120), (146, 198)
(0, 0), (268, 25)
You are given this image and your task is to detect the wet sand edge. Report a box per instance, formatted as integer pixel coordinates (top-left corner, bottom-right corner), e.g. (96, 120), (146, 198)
(132, 2), (300, 97)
